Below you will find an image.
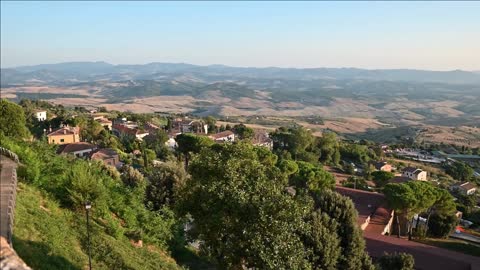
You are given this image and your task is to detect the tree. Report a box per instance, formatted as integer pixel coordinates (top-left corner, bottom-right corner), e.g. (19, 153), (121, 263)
(445, 161), (474, 181)
(0, 99), (30, 139)
(424, 189), (456, 235)
(371, 171), (395, 188)
(290, 161), (335, 192)
(203, 116), (217, 133)
(66, 161), (107, 210)
(316, 132), (339, 164)
(232, 123), (254, 140)
(145, 162), (187, 210)
(377, 252), (414, 270)
(311, 190), (374, 270)
(178, 142), (374, 269)
(120, 165), (145, 188)
(178, 143), (310, 269)
(428, 213), (458, 238)
(383, 183), (417, 238)
(270, 126), (315, 160)
(340, 143), (371, 164)
(175, 133), (213, 169)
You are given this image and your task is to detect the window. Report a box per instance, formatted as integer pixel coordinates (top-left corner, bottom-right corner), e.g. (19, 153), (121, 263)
(60, 139), (65, 142)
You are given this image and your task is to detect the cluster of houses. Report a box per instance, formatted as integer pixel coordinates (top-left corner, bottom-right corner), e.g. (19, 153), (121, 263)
(44, 112), (273, 169)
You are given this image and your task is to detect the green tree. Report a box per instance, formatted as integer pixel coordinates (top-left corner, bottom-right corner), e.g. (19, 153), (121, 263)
(145, 162), (187, 210)
(311, 190), (374, 270)
(175, 133), (213, 169)
(384, 183), (417, 238)
(178, 143), (310, 269)
(271, 126), (315, 160)
(446, 161), (474, 181)
(316, 132), (339, 164)
(372, 171), (395, 188)
(428, 213), (459, 238)
(120, 165), (145, 188)
(377, 252), (414, 270)
(203, 116), (217, 133)
(66, 161), (107, 210)
(290, 161), (335, 192)
(0, 99), (30, 139)
(232, 123), (254, 140)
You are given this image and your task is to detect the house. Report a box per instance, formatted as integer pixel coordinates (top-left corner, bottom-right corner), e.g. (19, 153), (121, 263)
(252, 130), (273, 149)
(451, 182), (477, 196)
(402, 167), (427, 181)
(47, 126), (80, 145)
(335, 186), (394, 235)
(208, 130), (235, 143)
(174, 119), (208, 134)
(57, 142), (97, 157)
(112, 124), (149, 140)
(144, 122), (160, 133)
(34, 110), (47, 121)
(336, 188), (480, 270)
(373, 161), (392, 172)
(96, 117), (112, 130)
(90, 148), (121, 168)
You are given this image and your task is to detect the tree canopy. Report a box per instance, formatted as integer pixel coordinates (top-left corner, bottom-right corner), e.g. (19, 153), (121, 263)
(178, 142), (374, 269)
(0, 99), (30, 139)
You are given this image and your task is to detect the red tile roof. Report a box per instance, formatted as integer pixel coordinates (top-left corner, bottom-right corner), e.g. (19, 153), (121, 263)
(57, 142), (97, 154)
(90, 148), (118, 160)
(47, 127), (79, 136)
(209, 130), (234, 140)
(335, 186), (386, 225)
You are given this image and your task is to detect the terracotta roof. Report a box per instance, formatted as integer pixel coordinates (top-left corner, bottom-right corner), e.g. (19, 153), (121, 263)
(96, 118), (112, 124)
(47, 127), (79, 136)
(209, 130), (234, 140)
(364, 204), (392, 235)
(335, 186), (386, 226)
(90, 148), (118, 160)
(459, 182), (477, 191)
(252, 130), (272, 145)
(112, 124), (147, 136)
(57, 142), (97, 154)
(373, 161), (389, 170)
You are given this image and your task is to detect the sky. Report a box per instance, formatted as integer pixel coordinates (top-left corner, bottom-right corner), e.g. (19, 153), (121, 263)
(1, 1), (480, 70)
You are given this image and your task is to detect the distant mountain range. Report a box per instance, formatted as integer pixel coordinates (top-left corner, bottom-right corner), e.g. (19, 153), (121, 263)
(2, 61), (480, 86)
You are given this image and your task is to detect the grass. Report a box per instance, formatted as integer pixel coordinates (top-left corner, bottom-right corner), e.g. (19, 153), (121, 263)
(13, 182), (182, 270)
(417, 238), (480, 257)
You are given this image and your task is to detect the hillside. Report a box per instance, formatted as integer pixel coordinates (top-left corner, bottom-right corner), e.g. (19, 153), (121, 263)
(13, 182), (181, 270)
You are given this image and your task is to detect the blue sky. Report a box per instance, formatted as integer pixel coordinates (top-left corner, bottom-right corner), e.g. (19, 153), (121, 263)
(1, 1), (479, 70)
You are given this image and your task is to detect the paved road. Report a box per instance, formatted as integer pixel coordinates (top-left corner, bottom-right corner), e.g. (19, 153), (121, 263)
(451, 231), (480, 244)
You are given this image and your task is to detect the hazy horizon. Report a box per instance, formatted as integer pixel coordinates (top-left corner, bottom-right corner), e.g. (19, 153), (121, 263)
(3, 60), (480, 72)
(2, 1), (480, 71)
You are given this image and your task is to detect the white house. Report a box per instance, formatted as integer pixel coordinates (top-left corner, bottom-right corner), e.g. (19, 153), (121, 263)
(402, 167), (427, 181)
(34, 110), (47, 121)
(451, 182), (477, 196)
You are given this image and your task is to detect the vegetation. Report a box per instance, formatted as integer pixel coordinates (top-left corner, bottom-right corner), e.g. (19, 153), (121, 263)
(377, 252), (414, 270)
(178, 143), (374, 269)
(6, 97), (479, 268)
(0, 99), (30, 139)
